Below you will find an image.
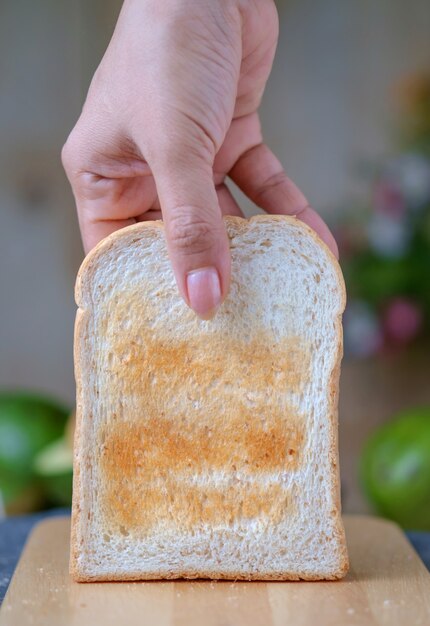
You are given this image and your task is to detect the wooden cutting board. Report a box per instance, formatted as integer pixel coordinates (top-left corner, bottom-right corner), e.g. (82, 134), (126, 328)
(1, 515), (429, 626)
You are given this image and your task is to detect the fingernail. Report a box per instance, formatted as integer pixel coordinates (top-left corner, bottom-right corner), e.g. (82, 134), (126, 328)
(186, 267), (221, 320)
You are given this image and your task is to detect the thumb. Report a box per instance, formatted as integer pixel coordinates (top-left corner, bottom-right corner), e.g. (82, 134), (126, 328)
(150, 151), (231, 320)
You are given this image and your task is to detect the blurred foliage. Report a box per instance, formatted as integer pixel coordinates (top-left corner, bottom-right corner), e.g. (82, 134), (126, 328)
(0, 391), (73, 515)
(398, 74), (430, 156)
(344, 218), (430, 310)
(336, 73), (430, 358)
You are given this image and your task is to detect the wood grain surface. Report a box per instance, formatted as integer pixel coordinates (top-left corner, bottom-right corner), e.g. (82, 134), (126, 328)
(1, 515), (429, 626)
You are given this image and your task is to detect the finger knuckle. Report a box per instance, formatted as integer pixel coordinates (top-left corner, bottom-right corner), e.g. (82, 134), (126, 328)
(61, 128), (82, 174)
(168, 209), (216, 255)
(253, 170), (292, 205)
(261, 171), (289, 195)
(60, 140), (73, 172)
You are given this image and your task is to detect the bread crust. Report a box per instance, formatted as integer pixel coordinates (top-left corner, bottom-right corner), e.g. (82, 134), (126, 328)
(71, 215), (348, 581)
(73, 569), (347, 583)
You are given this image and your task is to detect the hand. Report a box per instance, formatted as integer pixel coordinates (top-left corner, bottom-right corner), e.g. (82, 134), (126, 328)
(62, 0), (338, 319)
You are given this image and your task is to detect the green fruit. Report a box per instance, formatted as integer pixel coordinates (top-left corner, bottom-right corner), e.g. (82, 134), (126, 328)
(34, 437), (73, 506)
(360, 408), (430, 530)
(0, 391), (69, 508)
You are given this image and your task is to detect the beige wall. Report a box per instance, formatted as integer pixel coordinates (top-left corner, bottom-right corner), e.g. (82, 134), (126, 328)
(238, 0), (430, 213)
(0, 1), (119, 403)
(1, 0), (429, 415)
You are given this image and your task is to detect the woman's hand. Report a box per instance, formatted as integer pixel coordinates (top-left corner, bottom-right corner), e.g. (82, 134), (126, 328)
(62, 0), (337, 319)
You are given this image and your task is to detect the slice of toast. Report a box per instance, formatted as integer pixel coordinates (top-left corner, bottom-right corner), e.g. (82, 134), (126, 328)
(71, 215), (349, 581)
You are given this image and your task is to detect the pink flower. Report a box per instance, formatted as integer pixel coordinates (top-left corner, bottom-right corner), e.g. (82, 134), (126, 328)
(373, 180), (406, 218)
(383, 298), (423, 344)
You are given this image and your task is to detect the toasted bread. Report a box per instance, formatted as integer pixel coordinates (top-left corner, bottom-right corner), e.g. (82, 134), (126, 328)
(71, 215), (348, 581)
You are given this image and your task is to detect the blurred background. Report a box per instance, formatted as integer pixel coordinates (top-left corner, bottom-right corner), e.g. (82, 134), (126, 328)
(1, 0), (430, 527)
